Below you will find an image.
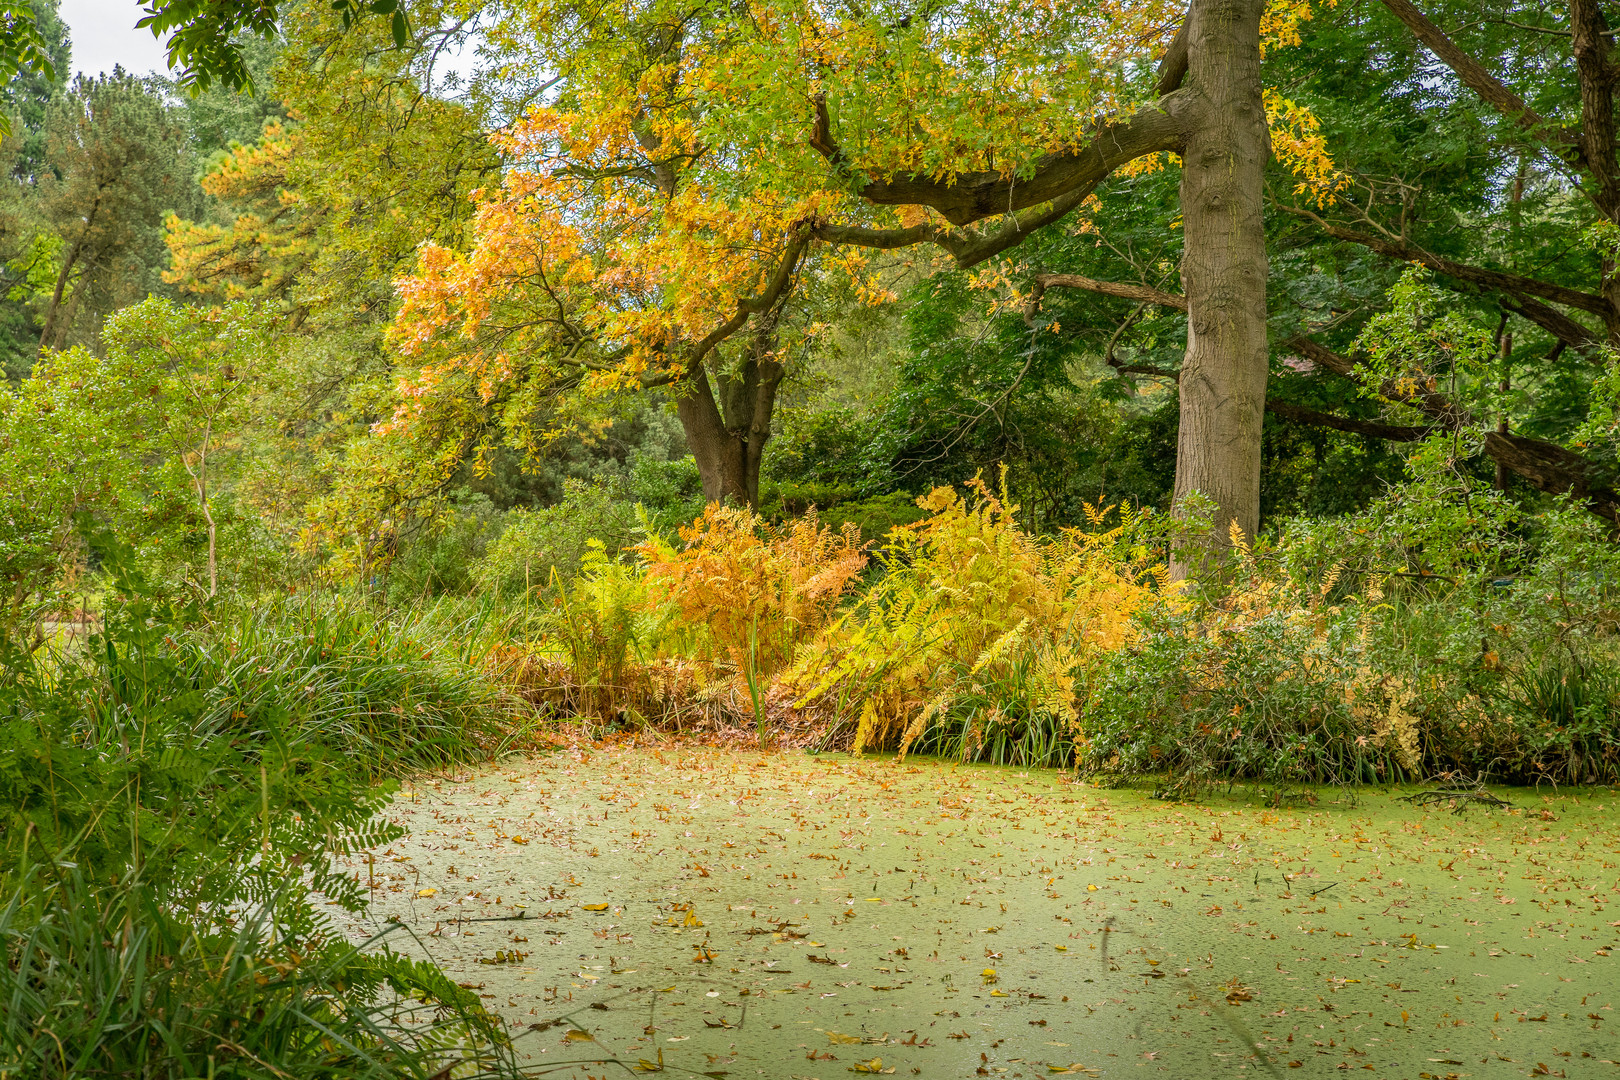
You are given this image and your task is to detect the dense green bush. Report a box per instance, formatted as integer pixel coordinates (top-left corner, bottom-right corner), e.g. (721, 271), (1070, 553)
(386, 489), (504, 602)
(475, 478), (639, 598)
(1083, 599), (1410, 797)
(627, 453), (706, 531)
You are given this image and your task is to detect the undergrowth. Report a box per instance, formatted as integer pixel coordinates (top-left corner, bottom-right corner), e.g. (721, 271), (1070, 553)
(783, 476), (1165, 767)
(0, 530), (522, 1079)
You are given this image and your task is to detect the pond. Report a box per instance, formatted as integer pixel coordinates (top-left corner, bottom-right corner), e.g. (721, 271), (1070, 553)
(337, 746), (1620, 1079)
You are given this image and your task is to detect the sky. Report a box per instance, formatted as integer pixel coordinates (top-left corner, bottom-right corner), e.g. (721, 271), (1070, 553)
(59, 0), (170, 79)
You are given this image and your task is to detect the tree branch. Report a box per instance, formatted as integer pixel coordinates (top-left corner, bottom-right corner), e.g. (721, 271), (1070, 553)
(684, 230), (810, 372)
(1034, 272), (1187, 310)
(1156, 15), (1190, 95)
(1285, 337), (1620, 519)
(1570, 0), (1620, 217)
(1499, 295), (1604, 352)
(1282, 206), (1610, 315)
(1265, 400), (1433, 441)
(1379, 0), (1586, 167)
(809, 91), (1191, 227)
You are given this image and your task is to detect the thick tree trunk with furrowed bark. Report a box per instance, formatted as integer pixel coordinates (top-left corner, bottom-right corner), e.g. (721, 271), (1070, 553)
(1170, 0), (1271, 573)
(675, 315), (784, 508)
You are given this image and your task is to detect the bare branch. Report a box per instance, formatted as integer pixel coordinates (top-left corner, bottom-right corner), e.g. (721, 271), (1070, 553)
(1266, 400), (1433, 441)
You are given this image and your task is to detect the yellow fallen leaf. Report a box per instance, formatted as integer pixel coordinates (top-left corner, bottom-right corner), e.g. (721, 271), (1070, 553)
(982, 968), (997, 978)
(563, 1029), (594, 1042)
(828, 1031), (863, 1044)
(1086, 884), (1098, 892)
(850, 1058), (894, 1074)
(417, 888), (437, 897)
(990, 989), (1010, 997)
(683, 910), (703, 927)
(1054, 945), (1068, 951)
(511, 835), (529, 845)
(582, 903), (610, 912)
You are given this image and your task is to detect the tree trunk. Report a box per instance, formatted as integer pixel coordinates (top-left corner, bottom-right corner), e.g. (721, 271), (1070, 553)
(38, 239), (84, 356)
(1170, 0), (1271, 575)
(675, 319), (785, 507)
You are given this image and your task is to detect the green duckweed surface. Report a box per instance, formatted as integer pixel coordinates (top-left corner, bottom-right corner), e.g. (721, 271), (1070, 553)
(338, 747), (1620, 1079)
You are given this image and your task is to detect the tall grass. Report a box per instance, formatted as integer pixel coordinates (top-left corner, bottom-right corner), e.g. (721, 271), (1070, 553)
(1, 868), (514, 1080)
(1, 537), (526, 1079)
(187, 596), (527, 776)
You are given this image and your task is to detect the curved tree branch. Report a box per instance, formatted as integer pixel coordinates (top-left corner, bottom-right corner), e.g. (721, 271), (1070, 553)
(810, 90), (1193, 227)
(1265, 400), (1433, 441)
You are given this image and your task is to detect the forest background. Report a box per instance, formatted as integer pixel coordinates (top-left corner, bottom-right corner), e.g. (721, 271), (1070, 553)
(6, 0), (1620, 1074)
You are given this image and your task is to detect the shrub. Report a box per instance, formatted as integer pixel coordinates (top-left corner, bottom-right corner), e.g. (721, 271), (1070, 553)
(0, 533), (518, 1079)
(1083, 562), (1424, 797)
(190, 597), (520, 776)
(627, 454), (705, 532)
(0, 869), (512, 1080)
(386, 489), (503, 602)
(819, 492), (930, 545)
(784, 478), (1163, 767)
(475, 478), (638, 599)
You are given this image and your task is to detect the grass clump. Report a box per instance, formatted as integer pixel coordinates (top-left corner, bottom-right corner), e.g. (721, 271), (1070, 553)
(184, 596), (521, 776)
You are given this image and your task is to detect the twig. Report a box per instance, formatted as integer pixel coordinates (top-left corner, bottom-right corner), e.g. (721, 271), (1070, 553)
(1398, 776), (1515, 814)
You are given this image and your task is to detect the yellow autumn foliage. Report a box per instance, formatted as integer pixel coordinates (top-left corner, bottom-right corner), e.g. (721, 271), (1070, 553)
(783, 474), (1168, 763)
(634, 504), (868, 677)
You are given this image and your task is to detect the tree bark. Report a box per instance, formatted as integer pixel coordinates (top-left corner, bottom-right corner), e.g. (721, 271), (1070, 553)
(1171, 0), (1272, 572)
(675, 316), (784, 508)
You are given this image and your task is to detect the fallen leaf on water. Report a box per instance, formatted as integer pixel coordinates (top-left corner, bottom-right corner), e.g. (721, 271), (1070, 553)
(417, 888), (437, 897)
(563, 1029), (594, 1042)
(849, 1058), (894, 1074)
(511, 835), (529, 845)
(582, 903), (610, 912)
(634, 1049), (665, 1072)
(827, 1032), (863, 1045)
